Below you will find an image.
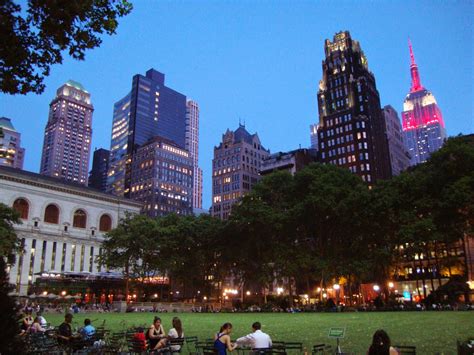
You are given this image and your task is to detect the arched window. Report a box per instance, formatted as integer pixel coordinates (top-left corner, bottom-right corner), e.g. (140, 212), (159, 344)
(44, 204), (59, 224)
(99, 214), (112, 232)
(73, 209), (87, 228)
(13, 198), (29, 219)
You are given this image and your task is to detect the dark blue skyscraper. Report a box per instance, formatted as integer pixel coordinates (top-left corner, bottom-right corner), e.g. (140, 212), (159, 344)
(107, 69), (187, 197)
(88, 148), (110, 192)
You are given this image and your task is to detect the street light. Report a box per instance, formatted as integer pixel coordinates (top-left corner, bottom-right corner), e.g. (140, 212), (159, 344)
(246, 291), (251, 296)
(388, 282), (394, 289)
(373, 285), (380, 292)
(333, 284), (340, 290)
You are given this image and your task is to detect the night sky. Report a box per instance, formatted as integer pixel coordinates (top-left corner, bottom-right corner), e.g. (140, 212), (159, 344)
(1, 0), (472, 208)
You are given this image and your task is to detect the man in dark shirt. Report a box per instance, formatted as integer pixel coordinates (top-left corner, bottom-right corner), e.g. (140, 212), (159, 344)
(57, 313), (74, 344)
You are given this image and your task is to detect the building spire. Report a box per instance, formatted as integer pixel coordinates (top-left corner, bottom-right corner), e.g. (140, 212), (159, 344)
(408, 38), (423, 92)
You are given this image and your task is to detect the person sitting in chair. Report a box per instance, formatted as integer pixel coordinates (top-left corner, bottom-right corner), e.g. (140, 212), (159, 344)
(368, 329), (399, 355)
(80, 318), (96, 341)
(236, 322), (272, 349)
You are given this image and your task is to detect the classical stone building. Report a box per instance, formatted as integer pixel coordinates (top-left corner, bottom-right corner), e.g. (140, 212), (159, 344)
(0, 166), (141, 295)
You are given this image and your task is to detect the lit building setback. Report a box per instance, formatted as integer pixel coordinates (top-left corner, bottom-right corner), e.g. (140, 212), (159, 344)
(402, 40), (447, 166)
(106, 69), (187, 198)
(130, 136), (193, 217)
(0, 117), (25, 169)
(382, 105), (411, 176)
(316, 31), (392, 183)
(186, 99), (203, 210)
(40, 80), (93, 185)
(211, 124), (269, 220)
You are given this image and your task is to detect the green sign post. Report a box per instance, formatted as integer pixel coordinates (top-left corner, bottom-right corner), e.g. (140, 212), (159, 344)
(328, 327), (345, 353)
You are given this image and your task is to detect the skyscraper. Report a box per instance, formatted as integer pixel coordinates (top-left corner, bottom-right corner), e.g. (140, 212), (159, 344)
(40, 80), (93, 185)
(130, 136), (193, 217)
(107, 69), (187, 197)
(186, 99), (203, 210)
(382, 105), (410, 176)
(0, 117), (25, 169)
(316, 31), (392, 183)
(402, 40), (446, 166)
(309, 123), (319, 149)
(88, 148), (110, 192)
(211, 124), (269, 220)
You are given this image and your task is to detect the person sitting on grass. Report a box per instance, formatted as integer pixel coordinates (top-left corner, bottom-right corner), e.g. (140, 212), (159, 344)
(368, 329), (399, 355)
(214, 323), (238, 355)
(147, 316), (166, 350)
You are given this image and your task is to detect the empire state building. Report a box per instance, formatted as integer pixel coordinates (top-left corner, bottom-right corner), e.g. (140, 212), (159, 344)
(402, 40), (446, 166)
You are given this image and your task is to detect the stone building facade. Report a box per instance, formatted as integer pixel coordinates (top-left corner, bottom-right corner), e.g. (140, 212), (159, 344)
(0, 166), (141, 295)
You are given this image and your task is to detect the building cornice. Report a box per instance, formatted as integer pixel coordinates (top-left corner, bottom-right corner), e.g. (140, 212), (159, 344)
(0, 169), (142, 208)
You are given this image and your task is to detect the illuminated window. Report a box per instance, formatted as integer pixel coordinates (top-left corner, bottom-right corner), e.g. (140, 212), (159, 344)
(99, 214), (112, 232)
(73, 209), (87, 228)
(44, 204), (60, 224)
(13, 198), (29, 219)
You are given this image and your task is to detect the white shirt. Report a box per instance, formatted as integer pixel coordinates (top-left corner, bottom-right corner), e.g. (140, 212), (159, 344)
(168, 328), (184, 351)
(38, 316), (47, 327)
(236, 329), (272, 349)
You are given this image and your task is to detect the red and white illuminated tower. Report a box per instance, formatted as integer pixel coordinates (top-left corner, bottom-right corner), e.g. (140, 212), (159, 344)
(402, 40), (446, 166)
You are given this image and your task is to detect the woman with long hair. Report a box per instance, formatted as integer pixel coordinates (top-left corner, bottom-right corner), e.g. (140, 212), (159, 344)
(153, 317), (184, 351)
(214, 322), (237, 355)
(368, 329), (399, 355)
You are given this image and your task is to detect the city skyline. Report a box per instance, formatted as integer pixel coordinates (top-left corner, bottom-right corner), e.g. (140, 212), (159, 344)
(0, 1), (472, 208)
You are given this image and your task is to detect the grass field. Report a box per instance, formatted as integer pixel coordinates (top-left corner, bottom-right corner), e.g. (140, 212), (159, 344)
(45, 311), (473, 354)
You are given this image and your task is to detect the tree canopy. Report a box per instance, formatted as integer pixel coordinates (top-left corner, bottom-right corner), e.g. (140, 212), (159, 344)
(99, 135), (473, 304)
(1, 0), (132, 94)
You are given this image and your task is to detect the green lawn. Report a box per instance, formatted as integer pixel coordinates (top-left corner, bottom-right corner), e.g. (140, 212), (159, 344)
(45, 311), (473, 354)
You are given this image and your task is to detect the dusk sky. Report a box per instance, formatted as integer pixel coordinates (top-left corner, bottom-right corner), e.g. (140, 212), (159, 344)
(1, 1), (473, 208)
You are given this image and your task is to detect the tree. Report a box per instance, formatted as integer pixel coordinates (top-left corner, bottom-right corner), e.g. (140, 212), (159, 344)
(0, 203), (21, 262)
(157, 214), (226, 301)
(1, 0), (132, 94)
(0, 204), (23, 353)
(97, 212), (158, 300)
(225, 171), (294, 303)
(290, 163), (371, 298)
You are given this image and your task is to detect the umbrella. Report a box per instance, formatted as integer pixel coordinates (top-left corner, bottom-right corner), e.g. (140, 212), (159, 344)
(48, 293), (58, 299)
(29, 294), (37, 299)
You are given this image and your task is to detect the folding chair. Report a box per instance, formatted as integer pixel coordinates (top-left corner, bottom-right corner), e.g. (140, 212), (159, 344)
(312, 343), (332, 354)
